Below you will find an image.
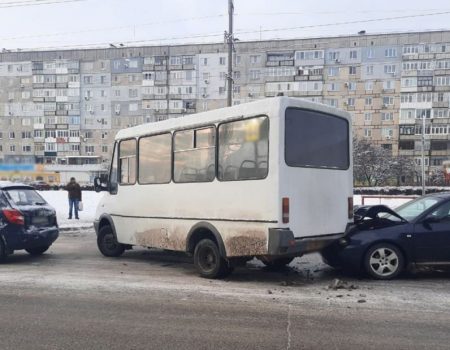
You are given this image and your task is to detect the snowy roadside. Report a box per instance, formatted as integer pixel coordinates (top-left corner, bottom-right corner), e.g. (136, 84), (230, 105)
(38, 191), (413, 232)
(39, 190), (104, 231)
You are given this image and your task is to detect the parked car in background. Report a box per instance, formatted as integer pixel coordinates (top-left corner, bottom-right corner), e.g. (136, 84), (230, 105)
(322, 193), (450, 280)
(0, 182), (59, 261)
(29, 180), (51, 191)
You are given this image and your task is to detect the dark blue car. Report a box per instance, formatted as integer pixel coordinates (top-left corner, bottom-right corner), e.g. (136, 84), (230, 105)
(0, 182), (59, 261)
(321, 193), (450, 279)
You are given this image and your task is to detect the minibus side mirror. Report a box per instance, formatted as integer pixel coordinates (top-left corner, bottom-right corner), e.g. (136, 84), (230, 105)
(94, 176), (108, 192)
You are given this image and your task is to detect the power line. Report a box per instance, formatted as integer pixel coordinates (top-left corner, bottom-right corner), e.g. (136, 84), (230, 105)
(234, 11), (450, 37)
(5, 11), (450, 51)
(0, 0), (87, 8)
(0, 14), (227, 42)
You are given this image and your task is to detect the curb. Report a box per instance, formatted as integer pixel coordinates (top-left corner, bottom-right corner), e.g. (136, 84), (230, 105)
(59, 225), (93, 232)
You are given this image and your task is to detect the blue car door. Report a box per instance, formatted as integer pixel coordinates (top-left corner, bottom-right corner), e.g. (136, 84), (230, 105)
(412, 201), (450, 263)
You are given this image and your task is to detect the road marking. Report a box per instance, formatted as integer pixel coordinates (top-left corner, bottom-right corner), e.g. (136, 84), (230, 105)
(286, 304), (292, 350)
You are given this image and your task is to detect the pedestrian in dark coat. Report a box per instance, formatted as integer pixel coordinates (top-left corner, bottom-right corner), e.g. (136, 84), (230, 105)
(65, 177), (82, 219)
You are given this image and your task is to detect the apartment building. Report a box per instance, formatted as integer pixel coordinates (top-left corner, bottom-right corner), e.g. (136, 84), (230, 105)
(0, 30), (450, 180)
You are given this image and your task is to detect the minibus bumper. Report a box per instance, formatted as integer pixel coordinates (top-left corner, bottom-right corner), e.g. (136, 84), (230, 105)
(267, 228), (345, 256)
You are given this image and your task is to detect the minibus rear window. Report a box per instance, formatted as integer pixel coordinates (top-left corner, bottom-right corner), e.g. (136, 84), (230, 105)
(285, 108), (349, 170)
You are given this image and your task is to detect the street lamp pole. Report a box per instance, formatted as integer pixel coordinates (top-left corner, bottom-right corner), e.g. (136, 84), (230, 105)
(421, 112), (426, 195)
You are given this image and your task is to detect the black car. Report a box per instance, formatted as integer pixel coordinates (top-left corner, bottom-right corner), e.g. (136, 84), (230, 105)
(0, 182), (58, 261)
(322, 193), (450, 280)
(29, 181), (51, 191)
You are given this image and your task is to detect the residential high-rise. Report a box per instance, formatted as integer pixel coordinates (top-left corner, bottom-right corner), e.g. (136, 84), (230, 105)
(0, 30), (450, 184)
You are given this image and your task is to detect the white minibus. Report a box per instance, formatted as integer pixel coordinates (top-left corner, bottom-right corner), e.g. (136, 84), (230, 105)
(94, 97), (353, 278)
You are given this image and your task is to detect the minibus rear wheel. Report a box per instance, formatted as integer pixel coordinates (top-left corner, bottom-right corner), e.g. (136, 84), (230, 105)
(194, 239), (233, 279)
(260, 257), (294, 269)
(97, 225), (125, 257)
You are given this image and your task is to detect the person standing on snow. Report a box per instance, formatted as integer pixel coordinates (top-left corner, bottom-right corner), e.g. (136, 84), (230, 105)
(65, 177), (82, 220)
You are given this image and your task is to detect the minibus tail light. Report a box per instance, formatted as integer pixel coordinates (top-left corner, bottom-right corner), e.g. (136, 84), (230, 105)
(282, 197), (289, 224)
(3, 208), (25, 225)
(348, 197), (354, 220)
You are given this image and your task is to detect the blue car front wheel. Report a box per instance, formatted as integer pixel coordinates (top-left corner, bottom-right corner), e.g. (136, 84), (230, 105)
(364, 243), (404, 280)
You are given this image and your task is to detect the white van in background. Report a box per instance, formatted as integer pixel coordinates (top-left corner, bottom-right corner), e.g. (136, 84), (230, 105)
(94, 97), (353, 278)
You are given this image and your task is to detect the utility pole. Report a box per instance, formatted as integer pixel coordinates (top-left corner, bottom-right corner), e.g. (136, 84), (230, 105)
(226, 0), (234, 107)
(421, 112), (426, 195)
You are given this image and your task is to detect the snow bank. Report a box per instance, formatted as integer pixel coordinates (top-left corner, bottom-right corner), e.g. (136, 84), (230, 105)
(39, 190), (104, 229)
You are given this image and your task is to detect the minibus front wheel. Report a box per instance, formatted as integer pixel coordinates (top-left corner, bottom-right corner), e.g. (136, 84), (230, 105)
(97, 225), (125, 257)
(194, 238), (233, 279)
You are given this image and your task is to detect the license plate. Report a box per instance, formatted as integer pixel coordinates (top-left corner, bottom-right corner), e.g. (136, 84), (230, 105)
(32, 216), (49, 225)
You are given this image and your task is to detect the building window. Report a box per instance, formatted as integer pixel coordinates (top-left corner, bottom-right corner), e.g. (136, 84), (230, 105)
(366, 65), (374, 75)
(365, 81), (374, 91)
(347, 98), (355, 107)
(381, 112), (394, 121)
(349, 50), (358, 59)
(327, 67), (339, 76)
(219, 57), (226, 65)
(384, 64), (396, 74)
(10, 145), (15, 152)
(365, 97), (373, 106)
(382, 96), (394, 105)
(382, 128), (394, 138)
(349, 66), (356, 75)
(348, 82), (356, 91)
(364, 112), (372, 121)
(364, 128), (372, 138)
(384, 48), (397, 57)
(250, 55), (261, 64)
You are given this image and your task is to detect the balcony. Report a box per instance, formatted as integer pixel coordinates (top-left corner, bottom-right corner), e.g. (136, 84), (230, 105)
(294, 74), (323, 81)
(265, 76), (295, 83)
(154, 79), (168, 86)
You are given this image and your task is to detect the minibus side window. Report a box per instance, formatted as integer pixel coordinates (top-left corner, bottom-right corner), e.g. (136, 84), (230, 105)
(139, 133), (172, 184)
(218, 116), (269, 181)
(173, 127), (216, 183)
(109, 142), (118, 194)
(119, 139), (137, 185)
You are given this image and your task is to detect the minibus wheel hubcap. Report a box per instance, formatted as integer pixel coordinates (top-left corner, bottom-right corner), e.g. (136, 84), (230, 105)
(199, 247), (216, 271)
(104, 234), (117, 250)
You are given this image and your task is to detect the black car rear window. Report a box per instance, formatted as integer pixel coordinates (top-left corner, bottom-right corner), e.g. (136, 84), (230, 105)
(4, 188), (47, 206)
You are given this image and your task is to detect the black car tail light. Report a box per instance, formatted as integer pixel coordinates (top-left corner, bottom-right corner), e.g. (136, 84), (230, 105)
(3, 209), (25, 225)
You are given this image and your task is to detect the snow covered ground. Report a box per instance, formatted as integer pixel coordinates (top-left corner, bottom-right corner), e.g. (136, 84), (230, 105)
(38, 191), (415, 231)
(39, 190), (104, 229)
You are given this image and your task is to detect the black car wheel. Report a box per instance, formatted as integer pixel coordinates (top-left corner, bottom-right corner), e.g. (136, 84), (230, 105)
(97, 225), (125, 257)
(194, 239), (233, 279)
(0, 238), (7, 262)
(25, 245), (50, 256)
(364, 243), (404, 280)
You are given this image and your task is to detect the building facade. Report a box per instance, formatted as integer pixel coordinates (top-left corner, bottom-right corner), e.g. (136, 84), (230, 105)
(0, 30), (450, 183)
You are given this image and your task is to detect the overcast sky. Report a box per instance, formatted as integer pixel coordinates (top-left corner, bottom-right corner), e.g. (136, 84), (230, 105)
(0, 0), (450, 51)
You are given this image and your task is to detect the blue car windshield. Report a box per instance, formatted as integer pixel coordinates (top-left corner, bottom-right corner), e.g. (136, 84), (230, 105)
(391, 197), (440, 221)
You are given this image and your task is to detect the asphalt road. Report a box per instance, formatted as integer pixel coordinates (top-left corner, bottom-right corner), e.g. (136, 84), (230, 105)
(1, 230), (450, 350)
